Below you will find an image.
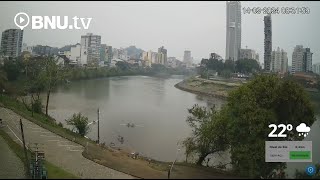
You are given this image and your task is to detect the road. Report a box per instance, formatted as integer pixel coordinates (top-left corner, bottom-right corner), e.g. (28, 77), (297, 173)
(0, 107), (134, 179)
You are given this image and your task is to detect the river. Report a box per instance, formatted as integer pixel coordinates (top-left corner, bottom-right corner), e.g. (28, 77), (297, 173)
(44, 75), (225, 162)
(44, 75), (319, 176)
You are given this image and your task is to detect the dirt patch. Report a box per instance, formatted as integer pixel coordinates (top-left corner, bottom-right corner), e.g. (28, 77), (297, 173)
(82, 143), (242, 179)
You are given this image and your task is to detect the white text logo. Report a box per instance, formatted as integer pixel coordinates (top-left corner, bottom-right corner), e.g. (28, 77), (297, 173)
(14, 12), (92, 30)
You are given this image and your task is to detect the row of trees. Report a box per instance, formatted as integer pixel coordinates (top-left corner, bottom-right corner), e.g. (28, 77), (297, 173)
(183, 74), (316, 178)
(0, 56), (66, 116)
(199, 58), (261, 78)
(0, 55), (193, 117)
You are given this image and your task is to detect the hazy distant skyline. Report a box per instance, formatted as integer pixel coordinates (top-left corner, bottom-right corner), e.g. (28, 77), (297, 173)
(0, 1), (319, 65)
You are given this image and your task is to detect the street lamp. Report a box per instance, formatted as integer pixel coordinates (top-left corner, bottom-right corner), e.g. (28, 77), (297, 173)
(168, 143), (181, 179)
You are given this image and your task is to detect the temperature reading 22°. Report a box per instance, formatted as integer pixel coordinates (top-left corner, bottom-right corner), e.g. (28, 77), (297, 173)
(268, 124), (293, 138)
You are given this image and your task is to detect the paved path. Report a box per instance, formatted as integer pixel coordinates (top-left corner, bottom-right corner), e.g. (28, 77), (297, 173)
(0, 135), (26, 178)
(0, 107), (134, 179)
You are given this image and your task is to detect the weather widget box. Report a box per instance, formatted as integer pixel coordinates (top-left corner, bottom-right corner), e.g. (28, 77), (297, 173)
(265, 141), (312, 162)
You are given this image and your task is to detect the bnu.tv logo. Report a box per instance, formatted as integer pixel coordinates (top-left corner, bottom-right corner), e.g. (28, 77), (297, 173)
(14, 12), (92, 30)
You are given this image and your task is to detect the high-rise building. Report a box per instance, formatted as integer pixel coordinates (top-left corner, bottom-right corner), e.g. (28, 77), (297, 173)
(226, 1), (241, 61)
(292, 45), (304, 73)
(80, 33), (101, 66)
(106, 46), (113, 64)
(151, 52), (158, 64)
(264, 14), (272, 71)
(100, 44), (107, 63)
(0, 29), (23, 58)
(141, 51), (152, 67)
(183, 50), (191, 63)
(157, 53), (166, 65)
(271, 47), (288, 73)
(158, 46), (167, 65)
(313, 63), (320, 75)
(292, 45), (313, 73)
(280, 49), (288, 73)
(303, 48), (313, 72)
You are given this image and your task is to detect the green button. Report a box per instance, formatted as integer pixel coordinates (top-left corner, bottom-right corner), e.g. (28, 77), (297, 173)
(289, 151), (311, 160)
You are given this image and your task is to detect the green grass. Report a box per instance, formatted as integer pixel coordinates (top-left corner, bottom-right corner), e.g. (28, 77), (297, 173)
(0, 128), (30, 178)
(44, 161), (78, 179)
(0, 129), (78, 179)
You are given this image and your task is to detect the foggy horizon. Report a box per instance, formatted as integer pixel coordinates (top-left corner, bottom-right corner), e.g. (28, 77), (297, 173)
(0, 1), (319, 64)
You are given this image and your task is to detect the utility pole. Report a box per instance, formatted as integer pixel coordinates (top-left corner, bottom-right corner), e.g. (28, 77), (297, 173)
(20, 119), (30, 176)
(97, 108), (100, 144)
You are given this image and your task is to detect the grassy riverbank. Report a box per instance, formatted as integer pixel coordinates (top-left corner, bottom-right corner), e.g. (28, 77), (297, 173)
(175, 76), (320, 115)
(0, 128), (78, 179)
(0, 94), (241, 179)
(174, 76), (239, 99)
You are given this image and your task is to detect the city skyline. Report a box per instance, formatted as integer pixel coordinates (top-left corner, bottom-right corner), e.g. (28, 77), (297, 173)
(0, 1), (319, 64)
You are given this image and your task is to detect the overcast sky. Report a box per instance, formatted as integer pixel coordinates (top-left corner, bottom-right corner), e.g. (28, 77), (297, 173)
(0, 1), (319, 65)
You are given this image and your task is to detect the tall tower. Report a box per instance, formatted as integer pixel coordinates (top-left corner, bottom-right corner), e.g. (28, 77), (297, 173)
(264, 14), (272, 71)
(226, 1), (241, 61)
(303, 48), (313, 72)
(80, 33), (101, 67)
(0, 29), (24, 58)
(158, 46), (167, 65)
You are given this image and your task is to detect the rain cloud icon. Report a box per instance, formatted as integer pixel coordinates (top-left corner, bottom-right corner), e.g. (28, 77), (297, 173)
(296, 123), (311, 137)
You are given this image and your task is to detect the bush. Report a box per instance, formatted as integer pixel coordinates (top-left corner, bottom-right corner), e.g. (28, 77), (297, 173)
(65, 113), (89, 137)
(32, 99), (42, 113)
(58, 122), (63, 128)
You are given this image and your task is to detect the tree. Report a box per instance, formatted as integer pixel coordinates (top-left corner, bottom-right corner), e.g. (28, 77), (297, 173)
(0, 69), (7, 92)
(317, 75), (320, 91)
(183, 104), (229, 166)
(41, 56), (66, 116)
(3, 58), (21, 81)
(224, 74), (316, 178)
(65, 113), (90, 136)
(235, 58), (260, 74)
(224, 59), (235, 72)
(115, 61), (130, 71)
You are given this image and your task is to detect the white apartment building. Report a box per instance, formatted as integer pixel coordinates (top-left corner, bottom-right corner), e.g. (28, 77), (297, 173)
(113, 48), (129, 61)
(157, 53), (165, 65)
(292, 45), (304, 73)
(271, 47), (288, 73)
(1, 29), (24, 58)
(70, 43), (81, 64)
(142, 50), (167, 67)
(80, 33), (101, 67)
(151, 52), (158, 64)
(313, 63), (320, 75)
(292, 45), (313, 73)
